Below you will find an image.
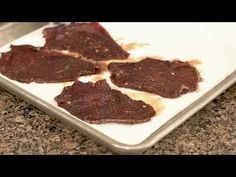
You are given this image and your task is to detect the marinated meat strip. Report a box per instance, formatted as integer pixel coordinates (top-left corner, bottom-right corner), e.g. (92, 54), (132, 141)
(0, 45), (100, 83)
(55, 80), (156, 124)
(108, 58), (201, 98)
(43, 22), (130, 61)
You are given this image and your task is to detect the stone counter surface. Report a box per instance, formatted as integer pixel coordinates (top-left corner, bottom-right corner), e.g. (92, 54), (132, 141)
(0, 84), (235, 155)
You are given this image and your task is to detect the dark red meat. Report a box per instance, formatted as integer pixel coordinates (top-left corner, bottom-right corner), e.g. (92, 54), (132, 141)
(0, 45), (100, 83)
(43, 22), (130, 61)
(55, 80), (156, 124)
(108, 58), (201, 98)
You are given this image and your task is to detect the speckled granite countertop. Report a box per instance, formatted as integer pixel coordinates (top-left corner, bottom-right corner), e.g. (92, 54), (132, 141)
(0, 83), (235, 155)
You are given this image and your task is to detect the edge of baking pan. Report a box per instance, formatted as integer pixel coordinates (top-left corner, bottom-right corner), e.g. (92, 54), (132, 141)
(0, 70), (235, 154)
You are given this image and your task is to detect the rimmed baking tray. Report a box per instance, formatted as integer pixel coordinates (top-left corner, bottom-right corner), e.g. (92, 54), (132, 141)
(0, 22), (236, 154)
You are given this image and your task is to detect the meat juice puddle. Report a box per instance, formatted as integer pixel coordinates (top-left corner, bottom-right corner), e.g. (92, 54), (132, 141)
(188, 59), (202, 66)
(122, 91), (164, 115)
(120, 42), (149, 51)
(62, 81), (74, 87)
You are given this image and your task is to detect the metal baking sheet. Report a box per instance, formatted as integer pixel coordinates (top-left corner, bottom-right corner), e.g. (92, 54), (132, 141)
(0, 22), (236, 154)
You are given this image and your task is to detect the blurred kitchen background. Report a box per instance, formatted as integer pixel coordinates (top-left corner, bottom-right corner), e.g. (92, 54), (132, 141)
(0, 23), (48, 46)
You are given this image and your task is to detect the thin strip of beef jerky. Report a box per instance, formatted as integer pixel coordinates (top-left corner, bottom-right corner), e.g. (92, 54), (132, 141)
(0, 45), (100, 83)
(108, 58), (201, 98)
(55, 80), (156, 124)
(43, 22), (130, 61)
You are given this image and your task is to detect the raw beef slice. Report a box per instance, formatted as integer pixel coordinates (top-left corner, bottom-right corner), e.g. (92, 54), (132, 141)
(108, 58), (201, 98)
(0, 45), (100, 83)
(43, 22), (130, 61)
(55, 79), (156, 124)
